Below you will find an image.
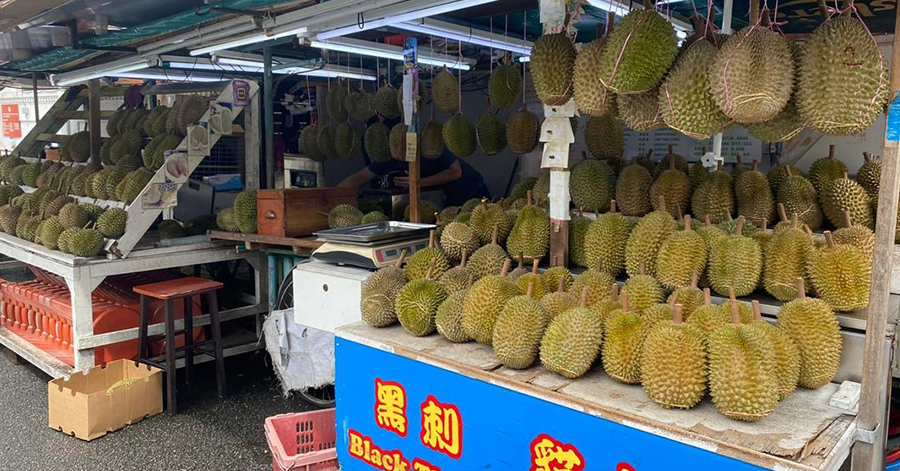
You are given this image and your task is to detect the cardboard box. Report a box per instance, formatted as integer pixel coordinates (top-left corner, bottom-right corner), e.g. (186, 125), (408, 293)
(48, 360), (163, 441)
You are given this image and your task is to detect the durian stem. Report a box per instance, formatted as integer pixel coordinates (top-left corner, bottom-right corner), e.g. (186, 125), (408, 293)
(428, 230), (436, 248)
(532, 258), (540, 275)
(460, 249), (468, 268)
(491, 224), (499, 245)
(797, 278), (806, 298)
(526, 189), (533, 207)
(750, 1), (760, 25)
(481, 198), (489, 211)
(778, 203), (788, 223)
(658, 196), (667, 213)
(595, 256), (604, 272)
(673, 304), (683, 325)
(621, 290), (630, 312)
(703, 288), (712, 305)
(395, 249), (408, 268)
(730, 300), (741, 324)
(691, 271), (699, 288)
(610, 283), (619, 301)
(639, 260), (646, 276)
(425, 257), (437, 280)
(557, 276), (566, 293)
(752, 160), (759, 172)
(643, 0), (652, 10)
(792, 213), (800, 229)
(683, 214), (692, 231)
(729, 287), (737, 303)
(579, 290), (589, 308)
(500, 258), (512, 276)
(864, 152), (872, 163)
(786, 166), (793, 177)
(705, 214), (711, 228)
(735, 216), (745, 237)
(752, 300), (762, 320)
(610, 199), (617, 213)
(668, 290), (679, 307)
(467, 273), (475, 288)
(829, 145), (836, 160)
(526, 282), (534, 298)
(842, 171), (849, 180)
(517, 253), (524, 269)
(824, 231), (835, 250)
(843, 210), (853, 229)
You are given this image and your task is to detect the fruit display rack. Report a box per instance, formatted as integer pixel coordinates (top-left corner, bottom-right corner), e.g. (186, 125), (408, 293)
(0, 233), (268, 378)
(334, 322), (856, 471)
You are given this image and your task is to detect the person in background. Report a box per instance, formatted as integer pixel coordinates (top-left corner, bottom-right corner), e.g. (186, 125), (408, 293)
(337, 118), (490, 206)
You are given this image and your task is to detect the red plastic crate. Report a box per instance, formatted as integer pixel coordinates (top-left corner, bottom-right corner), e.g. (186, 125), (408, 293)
(265, 409), (338, 471)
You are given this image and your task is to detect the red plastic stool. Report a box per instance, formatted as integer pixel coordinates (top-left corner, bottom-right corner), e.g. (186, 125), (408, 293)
(134, 277), (225, 414)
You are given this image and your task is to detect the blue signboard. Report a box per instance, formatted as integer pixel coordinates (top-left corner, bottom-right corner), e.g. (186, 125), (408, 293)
(886, 95), (900, 142)
(335, 337), (769, 471)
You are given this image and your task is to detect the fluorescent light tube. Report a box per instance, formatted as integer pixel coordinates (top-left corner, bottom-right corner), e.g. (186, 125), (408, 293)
(52, 57), (156, 86)
(309, 38), (472, 70)
(586, 0), (692, 32)
(316, 0), (500, 41)
(113, 69), (225, 83)
(393, 19), (532, 55)
(213, 53), (377, 80)
(189, 25), (308, 56)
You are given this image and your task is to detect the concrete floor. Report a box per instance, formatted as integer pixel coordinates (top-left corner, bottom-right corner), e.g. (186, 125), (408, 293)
(0, 350), (312, 471)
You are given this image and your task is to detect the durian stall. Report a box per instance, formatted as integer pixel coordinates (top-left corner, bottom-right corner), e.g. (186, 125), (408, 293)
(0, 79), (268, 378)
(310, 0), (900, 469)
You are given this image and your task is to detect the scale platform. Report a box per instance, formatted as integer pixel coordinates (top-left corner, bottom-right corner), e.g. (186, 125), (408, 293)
(313, 221), (435, 269)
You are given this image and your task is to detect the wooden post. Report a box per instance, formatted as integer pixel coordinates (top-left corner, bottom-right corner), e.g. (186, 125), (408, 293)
(88, 79), (101, 166)
(851, 7), (900, 470)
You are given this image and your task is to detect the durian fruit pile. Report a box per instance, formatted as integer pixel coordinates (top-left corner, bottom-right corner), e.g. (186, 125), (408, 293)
(359, 202), (845, 422)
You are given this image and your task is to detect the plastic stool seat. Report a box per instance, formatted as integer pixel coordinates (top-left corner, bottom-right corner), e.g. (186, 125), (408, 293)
(133, 277), (223, 299)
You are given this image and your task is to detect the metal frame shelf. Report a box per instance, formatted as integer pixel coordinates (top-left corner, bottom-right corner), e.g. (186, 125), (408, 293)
(0, 232), (268, 378)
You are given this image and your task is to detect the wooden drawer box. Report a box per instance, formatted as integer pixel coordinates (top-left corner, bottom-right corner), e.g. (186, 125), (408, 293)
(257, 188), (358, 238)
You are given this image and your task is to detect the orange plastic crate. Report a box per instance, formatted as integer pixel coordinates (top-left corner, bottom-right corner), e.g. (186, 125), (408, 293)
(264, 409), (338, 471)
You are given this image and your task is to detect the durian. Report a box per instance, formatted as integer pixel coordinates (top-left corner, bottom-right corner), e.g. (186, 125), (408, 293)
(404, 231), (450, 281)
(641, 305), (707, 409)
(327, 204), (363, 229)
(395, 258), (448, 336)
(707, 217), (762, 297)
(656, 215), (707, 290)
(660, 38), (731, 138)
(488, 62), (523, 108)
(442, 114), (476, 159)
(493, 283), (550, 369)
(233, 189), (258, 234)
(361, 251), (408, 327)
(530, 33), (576, 105)
(461, 259), (521, 345)
(540, 292), (603, 379)
(616, 161), (652, 216)
(506, 191), (549, 262)
(624, 201), (675, 277)
(777, 279), (842, 389)
(569, 157), (615, 213)
(597, 9), (678, 94)
(807, 231), (870, 311)
(506, 109), (539, 154)
(603, 292), (650, 384)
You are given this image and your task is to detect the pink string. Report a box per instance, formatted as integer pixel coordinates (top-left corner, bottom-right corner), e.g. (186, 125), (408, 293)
(719, 7), (765, 112)
(603, 12), (650, 92)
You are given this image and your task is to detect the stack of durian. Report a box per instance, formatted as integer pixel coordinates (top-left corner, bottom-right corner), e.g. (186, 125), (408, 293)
(359, 202), (845, 422)
(0, 94), (216, 256)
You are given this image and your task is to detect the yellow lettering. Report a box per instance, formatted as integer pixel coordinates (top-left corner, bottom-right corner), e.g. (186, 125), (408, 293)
(371, 448), (382, 467)
(384, 455), (394, 471)
(395, 454), (409, 471)
(349, 432), (363, 457)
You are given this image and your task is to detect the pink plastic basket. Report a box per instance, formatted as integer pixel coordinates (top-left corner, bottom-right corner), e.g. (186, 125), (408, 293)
(265, 409), (339, 471)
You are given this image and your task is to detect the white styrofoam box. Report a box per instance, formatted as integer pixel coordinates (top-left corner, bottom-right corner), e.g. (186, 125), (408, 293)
(292, 260), (372, 333)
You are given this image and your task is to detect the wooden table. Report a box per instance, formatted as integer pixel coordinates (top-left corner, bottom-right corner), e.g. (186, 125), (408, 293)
(334, 323), (857, 471)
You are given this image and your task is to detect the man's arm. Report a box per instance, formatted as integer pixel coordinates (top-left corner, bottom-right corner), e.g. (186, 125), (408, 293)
(337, 167), (378, 188)
(395, 160), (463, 188)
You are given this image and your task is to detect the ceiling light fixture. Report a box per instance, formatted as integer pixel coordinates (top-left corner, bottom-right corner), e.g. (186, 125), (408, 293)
(392, 18), (532, 55)
(51, 56), (157, 86)
(189, 25), (309, 57)
(308, 38), (473, 70)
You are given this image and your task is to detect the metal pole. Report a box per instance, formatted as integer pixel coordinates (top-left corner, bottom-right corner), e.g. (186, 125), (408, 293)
(88, 79), (101, 165)
(851, 6), (900, 470)
(31, 73), (39, 122)
(712, 0), (733, 160)
(263, 46), (275, 190)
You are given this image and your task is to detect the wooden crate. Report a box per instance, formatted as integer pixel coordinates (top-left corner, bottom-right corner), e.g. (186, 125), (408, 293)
(257, 188), (358, 238)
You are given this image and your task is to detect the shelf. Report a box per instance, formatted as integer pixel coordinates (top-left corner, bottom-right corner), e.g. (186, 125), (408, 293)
(337, 322), (857, 471)
(207, 230), (323, 254)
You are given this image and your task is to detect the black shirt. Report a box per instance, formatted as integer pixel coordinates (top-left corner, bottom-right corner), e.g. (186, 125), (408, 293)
(367, 151), (490, 206)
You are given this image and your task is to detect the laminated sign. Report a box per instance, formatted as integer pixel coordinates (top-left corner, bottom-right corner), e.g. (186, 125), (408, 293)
(2, 104), (21, 138)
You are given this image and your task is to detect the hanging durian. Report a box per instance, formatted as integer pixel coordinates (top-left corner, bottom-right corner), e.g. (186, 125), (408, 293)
(597, 6), (678, 94)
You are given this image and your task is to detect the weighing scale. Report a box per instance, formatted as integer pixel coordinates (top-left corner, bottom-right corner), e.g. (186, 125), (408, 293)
(312, 221), (436, 269)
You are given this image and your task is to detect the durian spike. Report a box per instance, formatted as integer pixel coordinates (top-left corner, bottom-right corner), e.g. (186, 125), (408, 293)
(639, 260), (646, 276)
(752, 300), (762, 321)
(691, 270), (699, 289)
(778, 203), (788, 223)
(428, 230), (436, 248)
(668, 290), (679, 307)
(610, 199), (617, 213)
(843, 210), (853, 229)
(526, 190), (533, 207)
(797, 278), (806, 299)
(621, 291), (630, 312)
(531, 258), (540, 275)
(730, 300), (741, 324)
(491, 225), (500, 245)
(705, 214), (712, 228)
(752, 160), (759, 172)
(395, 249), (409, 268)
(658, 196), (667, 212)
(425, 257), (437, 280)
(460, 249), (468, 268)
(683, 214), (692, 231)
(610, 283), (619, 302)
(557, 276), (566, 293)
(824, 231), (835, 250)
(526, 282), (535, 299)
(735, 216), (745, 237)
(673, 304), (683, 325)
(703, 288), (712, 306)
(579, 289), (590, 308)
(500, 258), (512, 276)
